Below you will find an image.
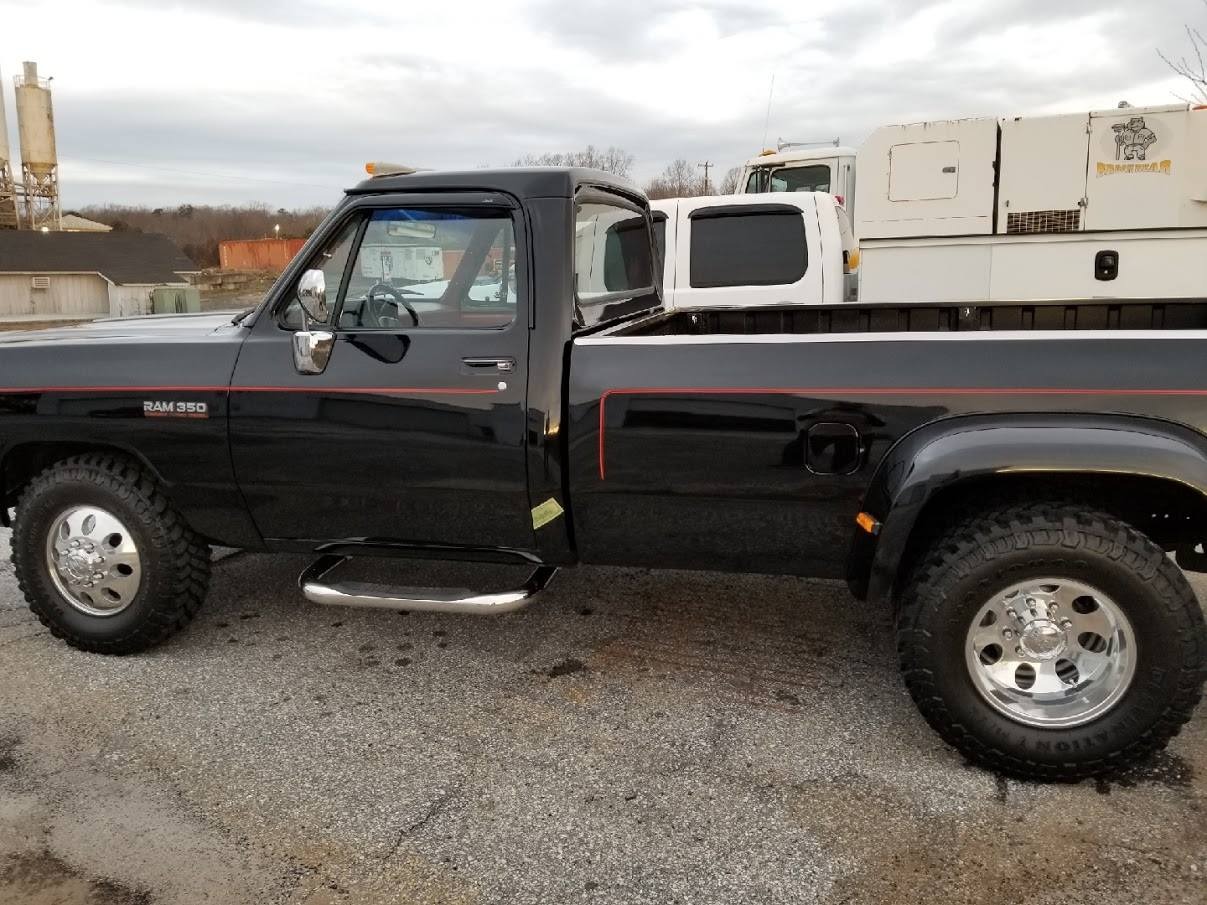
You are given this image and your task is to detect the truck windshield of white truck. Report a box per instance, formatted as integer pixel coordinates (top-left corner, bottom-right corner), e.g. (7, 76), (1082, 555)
(746, 164), (831, 194)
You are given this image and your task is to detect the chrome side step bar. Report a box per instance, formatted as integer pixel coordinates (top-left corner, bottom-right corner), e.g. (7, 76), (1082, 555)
(298, 554), (558, 615)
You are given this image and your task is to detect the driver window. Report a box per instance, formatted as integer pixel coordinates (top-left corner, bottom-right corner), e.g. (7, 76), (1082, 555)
(336, 207), (518, 331)
(279, 218), (360, 330)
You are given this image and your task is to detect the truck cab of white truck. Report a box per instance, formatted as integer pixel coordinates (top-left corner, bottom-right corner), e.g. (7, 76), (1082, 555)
(650, 192), (858, 308)
(737, 146), (857, 215)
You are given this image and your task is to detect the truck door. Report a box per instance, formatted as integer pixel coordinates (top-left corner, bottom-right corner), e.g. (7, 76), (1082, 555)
(1084, 106), (1190, 230)
(996, 113), (1089, 234)
(229, 193), (535, 551)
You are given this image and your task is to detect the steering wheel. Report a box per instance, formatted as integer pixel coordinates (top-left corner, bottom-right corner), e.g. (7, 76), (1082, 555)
(364, 283), (420, 328)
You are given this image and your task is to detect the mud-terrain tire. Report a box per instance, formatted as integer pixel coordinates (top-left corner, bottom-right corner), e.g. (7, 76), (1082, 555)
(897, 502), (1206, 781)
(12, 454), (211, 654)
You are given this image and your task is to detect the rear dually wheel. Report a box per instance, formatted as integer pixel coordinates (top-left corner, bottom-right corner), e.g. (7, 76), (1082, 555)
(897, 502), (1207, 781)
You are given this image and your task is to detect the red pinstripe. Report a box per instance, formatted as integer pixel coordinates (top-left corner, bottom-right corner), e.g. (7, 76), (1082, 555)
(0, 385), (497, 396)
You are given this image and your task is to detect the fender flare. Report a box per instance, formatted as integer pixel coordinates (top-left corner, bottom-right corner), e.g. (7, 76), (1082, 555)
(0, 439), (171, 522)
(848, 413), (1207, 604)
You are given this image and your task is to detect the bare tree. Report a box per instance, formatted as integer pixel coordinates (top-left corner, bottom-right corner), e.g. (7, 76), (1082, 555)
(643, 159), (707, 199)
(594, 146), (636, 177)
(1158, 1), (1207, 104)
(718, 166), (742, 195)
(513, 145), (634, 177)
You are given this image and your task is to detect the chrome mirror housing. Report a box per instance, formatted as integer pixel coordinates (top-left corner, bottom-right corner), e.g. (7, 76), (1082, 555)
(297, 269), (328, 324)
(292, 329), (334, 375)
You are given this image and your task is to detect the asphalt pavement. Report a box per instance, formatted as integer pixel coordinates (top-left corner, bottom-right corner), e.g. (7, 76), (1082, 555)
(1, 532), (1204, 904)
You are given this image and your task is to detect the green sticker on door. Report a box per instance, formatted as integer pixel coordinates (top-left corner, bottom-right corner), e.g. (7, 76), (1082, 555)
(531, 497), (565, 530)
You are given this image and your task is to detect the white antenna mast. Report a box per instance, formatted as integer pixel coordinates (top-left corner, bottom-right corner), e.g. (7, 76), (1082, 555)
(760, 68), (776, 150)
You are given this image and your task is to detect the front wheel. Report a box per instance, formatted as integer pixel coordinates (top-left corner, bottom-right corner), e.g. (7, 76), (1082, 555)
(897, 502), (1207, 780)
(12, 454), (212, 654)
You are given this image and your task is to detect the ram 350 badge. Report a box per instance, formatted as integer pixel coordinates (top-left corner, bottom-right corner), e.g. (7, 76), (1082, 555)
(143, 400), (209, 419)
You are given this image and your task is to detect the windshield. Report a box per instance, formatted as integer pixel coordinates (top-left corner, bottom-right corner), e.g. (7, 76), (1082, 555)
(745, 164), (832, 194)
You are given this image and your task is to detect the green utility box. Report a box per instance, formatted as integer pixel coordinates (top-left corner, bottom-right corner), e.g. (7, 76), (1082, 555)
(150, 286), (201, 315)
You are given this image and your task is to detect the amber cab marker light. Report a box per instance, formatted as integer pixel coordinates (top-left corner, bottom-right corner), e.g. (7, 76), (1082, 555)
(365, 162), (420, 178)
(855, 511), (881, 535)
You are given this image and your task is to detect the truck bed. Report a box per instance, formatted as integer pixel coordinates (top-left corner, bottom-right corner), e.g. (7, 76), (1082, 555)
(569, 304), (1207, 579)
(608, 298), (1207, 337)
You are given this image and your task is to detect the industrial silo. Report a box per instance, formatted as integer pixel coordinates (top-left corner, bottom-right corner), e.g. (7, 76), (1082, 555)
(0, 66), (17, 229)
(14, 61), (59, 229)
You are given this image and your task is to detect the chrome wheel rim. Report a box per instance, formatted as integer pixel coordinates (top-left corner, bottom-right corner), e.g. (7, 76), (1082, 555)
(44, 505), (142, 617)
(965, 578), (1136, 728)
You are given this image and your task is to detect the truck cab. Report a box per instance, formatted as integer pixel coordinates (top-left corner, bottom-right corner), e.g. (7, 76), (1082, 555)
(736, 146), (858, 214)
(650, 193), (857, 307)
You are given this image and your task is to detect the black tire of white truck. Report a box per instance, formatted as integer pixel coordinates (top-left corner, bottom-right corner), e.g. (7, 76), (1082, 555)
(12, 453), (211, 655)
(896, 501), (1207, 781)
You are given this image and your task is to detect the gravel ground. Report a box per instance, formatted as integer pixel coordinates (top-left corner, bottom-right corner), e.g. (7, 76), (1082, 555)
(1, 533), (1205, 904)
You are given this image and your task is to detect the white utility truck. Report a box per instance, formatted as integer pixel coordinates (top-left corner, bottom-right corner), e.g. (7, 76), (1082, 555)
(650, 193), (857, 308)
(739, 103), (1207, 303)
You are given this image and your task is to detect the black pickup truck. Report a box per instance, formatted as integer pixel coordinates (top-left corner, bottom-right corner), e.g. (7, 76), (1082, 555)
(4, 167), (1206, 780)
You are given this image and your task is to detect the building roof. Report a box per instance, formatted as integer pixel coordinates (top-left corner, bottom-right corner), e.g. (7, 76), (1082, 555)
(58, 213), (113, 232)
(0, 231), (196, 284)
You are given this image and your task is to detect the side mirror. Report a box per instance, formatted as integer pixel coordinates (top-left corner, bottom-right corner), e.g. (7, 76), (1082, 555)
(297, 269), (328, 324)
(292, 329), (334, 375)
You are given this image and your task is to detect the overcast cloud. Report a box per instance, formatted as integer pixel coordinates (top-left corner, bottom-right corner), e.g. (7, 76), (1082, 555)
(0, 0), (1199, 207)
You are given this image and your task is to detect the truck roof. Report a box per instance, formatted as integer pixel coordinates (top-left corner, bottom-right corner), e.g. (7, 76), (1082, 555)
(649, 190), (836, 211)
(744, 147), (858, 167)
(348, 167), (644, 201)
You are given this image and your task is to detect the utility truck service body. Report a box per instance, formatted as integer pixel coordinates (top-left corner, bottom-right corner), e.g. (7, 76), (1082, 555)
(739, 103), (1207, 303)
(2, 167), (1205, 781)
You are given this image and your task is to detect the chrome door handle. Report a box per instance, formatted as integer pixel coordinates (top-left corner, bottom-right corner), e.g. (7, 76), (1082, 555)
(461, 356), (515, 373)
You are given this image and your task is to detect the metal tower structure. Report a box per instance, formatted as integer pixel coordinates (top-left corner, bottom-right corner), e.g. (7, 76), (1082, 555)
(14, 61), (59, 230)
(0, 66), (19, 229)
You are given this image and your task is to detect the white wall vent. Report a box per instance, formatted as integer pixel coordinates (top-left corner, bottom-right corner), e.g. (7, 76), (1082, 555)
(30, 276), (50, 289)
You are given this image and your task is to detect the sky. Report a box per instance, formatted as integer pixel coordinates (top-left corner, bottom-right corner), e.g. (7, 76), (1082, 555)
(0, 0), (1201, 209)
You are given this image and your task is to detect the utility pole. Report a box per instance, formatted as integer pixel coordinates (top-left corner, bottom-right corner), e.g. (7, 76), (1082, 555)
(698, 160), (712, 195)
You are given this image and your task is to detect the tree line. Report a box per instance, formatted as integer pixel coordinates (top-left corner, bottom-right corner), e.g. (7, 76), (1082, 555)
(75, 148), (740, 268)
(74, 203), (329, 268)
(513, 145), (740, 198)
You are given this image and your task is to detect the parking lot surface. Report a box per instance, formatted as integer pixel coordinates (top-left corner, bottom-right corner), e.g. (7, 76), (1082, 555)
(1, 533), (1205, 904)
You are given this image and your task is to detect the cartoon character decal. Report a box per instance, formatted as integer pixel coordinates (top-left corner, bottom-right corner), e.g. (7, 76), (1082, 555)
(1112, 116), (1157, 161)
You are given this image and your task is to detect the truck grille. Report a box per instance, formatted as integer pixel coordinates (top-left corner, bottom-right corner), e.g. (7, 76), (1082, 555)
(1006, 209), (1081, 234)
